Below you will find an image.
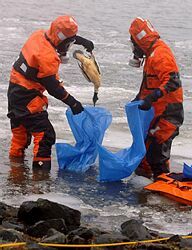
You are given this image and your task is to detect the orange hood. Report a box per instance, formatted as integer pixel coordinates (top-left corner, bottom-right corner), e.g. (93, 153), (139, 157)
(46, 15), (78, 46)
(129, 17), (160, 55)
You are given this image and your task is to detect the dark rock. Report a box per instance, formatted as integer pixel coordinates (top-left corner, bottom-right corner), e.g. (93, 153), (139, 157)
(26, 218), (67, 237)
(0, 228), (23, 242)
(45, 228), (61, 237)
(166, 235), (187, 249)
(41, 229), (66, 243)
(134, 243), (174, 250)
(2, 218), (25, 232)
(18, 198), (81, 230)
(66, 235), (91, 250)
(121, 219), (152, 240)
(180, 237), (192, 249)
(70, 235), (85, 244)
(67, 227), (94, 241)
(167, 235), (192, 249)
(0, 202), (18, 219)
(167, 234), (182, 242)
(95, 232), (129, 244)
(148, 228), (171, 239)
(95, 233), (129, 250)
(90, 227), (106, 236)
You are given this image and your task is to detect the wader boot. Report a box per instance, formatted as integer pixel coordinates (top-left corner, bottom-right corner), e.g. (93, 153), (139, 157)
(32, 160), (51, 170)
(152, 162), (170, 181)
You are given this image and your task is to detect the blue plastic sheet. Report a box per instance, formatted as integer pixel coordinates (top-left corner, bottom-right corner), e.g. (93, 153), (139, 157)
(183, 163), (192, 179)
(97, 101), (154, 182)
(56, 107), (112, 172)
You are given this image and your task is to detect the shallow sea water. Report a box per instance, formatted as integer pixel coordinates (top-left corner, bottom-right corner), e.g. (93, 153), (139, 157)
(0, 0), (192, 235)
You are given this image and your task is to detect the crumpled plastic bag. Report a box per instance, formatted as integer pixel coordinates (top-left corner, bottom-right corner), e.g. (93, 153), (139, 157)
(56, 106), (112, 172)
(97, 101), (154, 182)
(56, 102), (154, 182)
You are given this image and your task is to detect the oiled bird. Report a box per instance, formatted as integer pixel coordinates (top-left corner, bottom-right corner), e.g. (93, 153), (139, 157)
(73, 50), (101, 106)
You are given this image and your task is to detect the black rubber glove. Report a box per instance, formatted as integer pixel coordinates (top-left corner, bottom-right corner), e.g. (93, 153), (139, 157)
(139, 89), (163, 111)
(93, 92), (98, 106)
(63, 94), (84, 115)
(71, 101), (84, 115)
(75, 35), (94, 52)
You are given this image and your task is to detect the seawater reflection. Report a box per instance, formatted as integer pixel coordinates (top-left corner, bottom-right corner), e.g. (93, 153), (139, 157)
(6, 158), (52, 197)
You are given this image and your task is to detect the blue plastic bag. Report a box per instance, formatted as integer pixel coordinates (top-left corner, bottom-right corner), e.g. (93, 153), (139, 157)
(97, 101), (154, 182)
(56, 107), (112, 172)
(183, 163), (192, 179)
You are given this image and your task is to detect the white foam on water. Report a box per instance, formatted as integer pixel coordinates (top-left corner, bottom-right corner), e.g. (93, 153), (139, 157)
(143, 195), (192, 235)
(175, 40), (192, 49)
(1, 18), (21, 22)
(2, 192), (85, 211)
(103, 132), (132, 149)
(129, 175), (153, 189)
(171, 135), (192, 162)
(182, 75), (192, 79)
(112, 116), (127, 124)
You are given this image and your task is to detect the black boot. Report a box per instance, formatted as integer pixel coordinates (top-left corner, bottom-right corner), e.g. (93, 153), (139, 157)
(152, 163), (170, 181)
(32, 160), (51, 170)
(135, 165), (153, 179)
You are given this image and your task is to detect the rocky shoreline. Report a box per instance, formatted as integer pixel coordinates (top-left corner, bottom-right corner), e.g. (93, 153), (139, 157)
(0, 198), (191, 250)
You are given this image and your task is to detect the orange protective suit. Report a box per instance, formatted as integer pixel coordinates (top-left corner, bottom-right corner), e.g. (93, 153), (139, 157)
(129, 17), (184, 179)
(8, 16), (81, 168)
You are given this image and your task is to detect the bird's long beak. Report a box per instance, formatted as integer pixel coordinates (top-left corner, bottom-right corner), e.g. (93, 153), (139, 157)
(93, 92), (98, 106)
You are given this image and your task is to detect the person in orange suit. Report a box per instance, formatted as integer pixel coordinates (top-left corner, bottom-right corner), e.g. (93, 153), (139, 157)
(128, 17), (184, 180)
(7, 15), (94, 169)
